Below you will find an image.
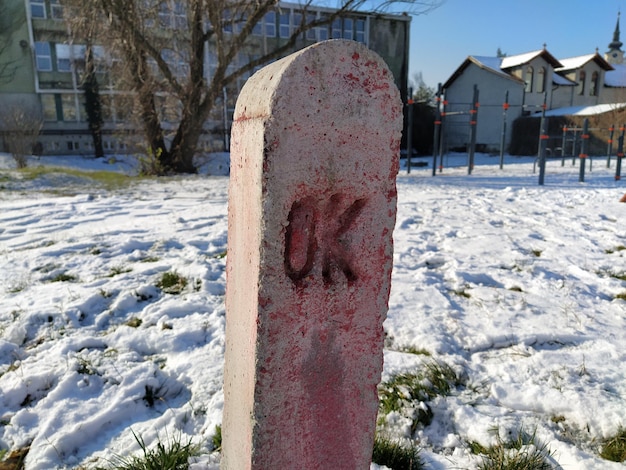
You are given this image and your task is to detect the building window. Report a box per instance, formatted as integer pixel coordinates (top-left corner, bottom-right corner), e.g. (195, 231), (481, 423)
(343, 18), (353, 40)
(50, 0), (64, 19)
(56, 44), (72, 72)
(524, 66), (533, 93)
(100, 95), (113, 122)
(61, 94), (77, 121)
(355, 19), (366, 43)
(30, 0), (45, 18)
(264, 11), (276, 37)
(40, 94), (58, 121)
(35, 42), (52, 71)
(332, 18), (342, 39)
(306, 13), (316, 40)
(279, 11), (290, 38)
(590, 71), (599, 96)
(578, 70), (586, 95)
(292, 11), (302, 35)
(536, 67), (545, 93)
(316, 14), (329, 41)
(159, 1), (186, 29)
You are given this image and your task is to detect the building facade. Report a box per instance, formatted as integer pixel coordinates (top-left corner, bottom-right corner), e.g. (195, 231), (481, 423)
(0, 0), (410, 155)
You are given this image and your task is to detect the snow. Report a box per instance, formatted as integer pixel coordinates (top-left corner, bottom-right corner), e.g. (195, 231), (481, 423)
(605, 63), (626, 88)
(543, 102), (626, 117)
(1, 152), (625, 469)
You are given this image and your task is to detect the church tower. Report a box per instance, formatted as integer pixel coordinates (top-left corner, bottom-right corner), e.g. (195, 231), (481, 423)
(606, 12), (624, 64)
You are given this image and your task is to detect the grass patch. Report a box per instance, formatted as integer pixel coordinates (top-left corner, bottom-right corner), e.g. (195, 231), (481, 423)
(471, 427), (554, 470)
(372, 435), (422, 470)
(17, 166), (139, 191)
(601, 428), (626, 462)
(48, 272), (78, 283)
(605, 245), (626, 254)
(156, 271), (188, 295)
(97, 430), (200, 470)
(451, 288), (471, 298)
(107, 265), (133, 277)
(379, 360), (460, 413)
(615, 291), (626, 301)
(125, 317), (142, 328)
(211, 425), (222, 452)
(7, 282), (28, 294)
(400, 346), (432, 356)
(378, 360), (461, 433)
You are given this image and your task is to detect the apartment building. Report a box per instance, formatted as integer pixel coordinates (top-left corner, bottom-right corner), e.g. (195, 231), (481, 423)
(0, 0), (410, 155)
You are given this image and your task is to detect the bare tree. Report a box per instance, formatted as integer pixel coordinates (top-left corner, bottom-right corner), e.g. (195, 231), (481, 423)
(62, 0), (442, 174)
(0, 105), (44, 169)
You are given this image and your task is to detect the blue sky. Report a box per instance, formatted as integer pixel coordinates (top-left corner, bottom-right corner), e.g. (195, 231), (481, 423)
(409, 0), (626, 88)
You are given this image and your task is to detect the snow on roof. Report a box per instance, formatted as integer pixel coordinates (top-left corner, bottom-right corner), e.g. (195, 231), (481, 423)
(553, 73), (575, 86)
(605, 63), (626, 87)
(472, 55), (503, 73)
(556, 54), (597, 71)
(500, 50), (544, 69)
(543, 102), (626, 116)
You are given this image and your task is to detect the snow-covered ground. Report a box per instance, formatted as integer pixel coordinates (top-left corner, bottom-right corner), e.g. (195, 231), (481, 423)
(0, 152), (625, 469)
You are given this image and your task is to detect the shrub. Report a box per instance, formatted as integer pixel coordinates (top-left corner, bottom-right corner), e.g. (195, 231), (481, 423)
(0, 104), (43, 169)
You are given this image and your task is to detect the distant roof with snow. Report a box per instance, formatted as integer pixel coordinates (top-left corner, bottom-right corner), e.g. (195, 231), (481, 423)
(543, 102), (626, 116)
(556, 53), (613, 72)
(443, 50), (564, 89)
(605, 63), (626, 87)
(500, 49), (562, 69)
(500, 50), (543, 68)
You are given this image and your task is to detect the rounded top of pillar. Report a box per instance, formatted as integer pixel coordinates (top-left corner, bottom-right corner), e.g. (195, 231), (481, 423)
(233, 39), (401, 125)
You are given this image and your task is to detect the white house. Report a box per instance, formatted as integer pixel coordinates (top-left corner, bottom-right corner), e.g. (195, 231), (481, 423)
(442, 48), (561, 151)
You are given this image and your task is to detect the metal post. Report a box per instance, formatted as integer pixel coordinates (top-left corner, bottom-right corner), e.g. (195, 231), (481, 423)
(468, 84), (479, 175)
(561, 125), (567, 166)
(579, 118), (589, 183)
(616, 124), (625, 181)
(406, 87), (413, 174)
(607, 125), (615, 168)
(572, 130), (578, 166)
(538, 93), (548, 186)
(438, 94), (447, 173)
(223, 87), (229, 151)
(499, 90), (509, 169)
(432, 83), (442, 176)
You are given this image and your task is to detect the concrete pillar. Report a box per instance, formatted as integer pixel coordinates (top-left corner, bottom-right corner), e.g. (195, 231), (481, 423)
(222, 39), (402, 469)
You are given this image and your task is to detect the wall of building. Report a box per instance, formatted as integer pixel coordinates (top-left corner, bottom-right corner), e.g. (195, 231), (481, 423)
(0, 1), (35, 94)
(552, 62), (605, 109)
(444, 64), (524, 152)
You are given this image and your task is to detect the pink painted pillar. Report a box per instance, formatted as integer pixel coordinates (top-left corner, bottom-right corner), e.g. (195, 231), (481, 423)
(222, 39), (402, 469)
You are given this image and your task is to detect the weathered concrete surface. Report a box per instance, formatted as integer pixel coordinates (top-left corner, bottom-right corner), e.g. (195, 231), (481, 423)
(222, 39), (402, 469)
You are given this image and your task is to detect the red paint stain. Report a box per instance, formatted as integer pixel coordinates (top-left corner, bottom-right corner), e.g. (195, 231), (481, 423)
(344, 72), (360, 84)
